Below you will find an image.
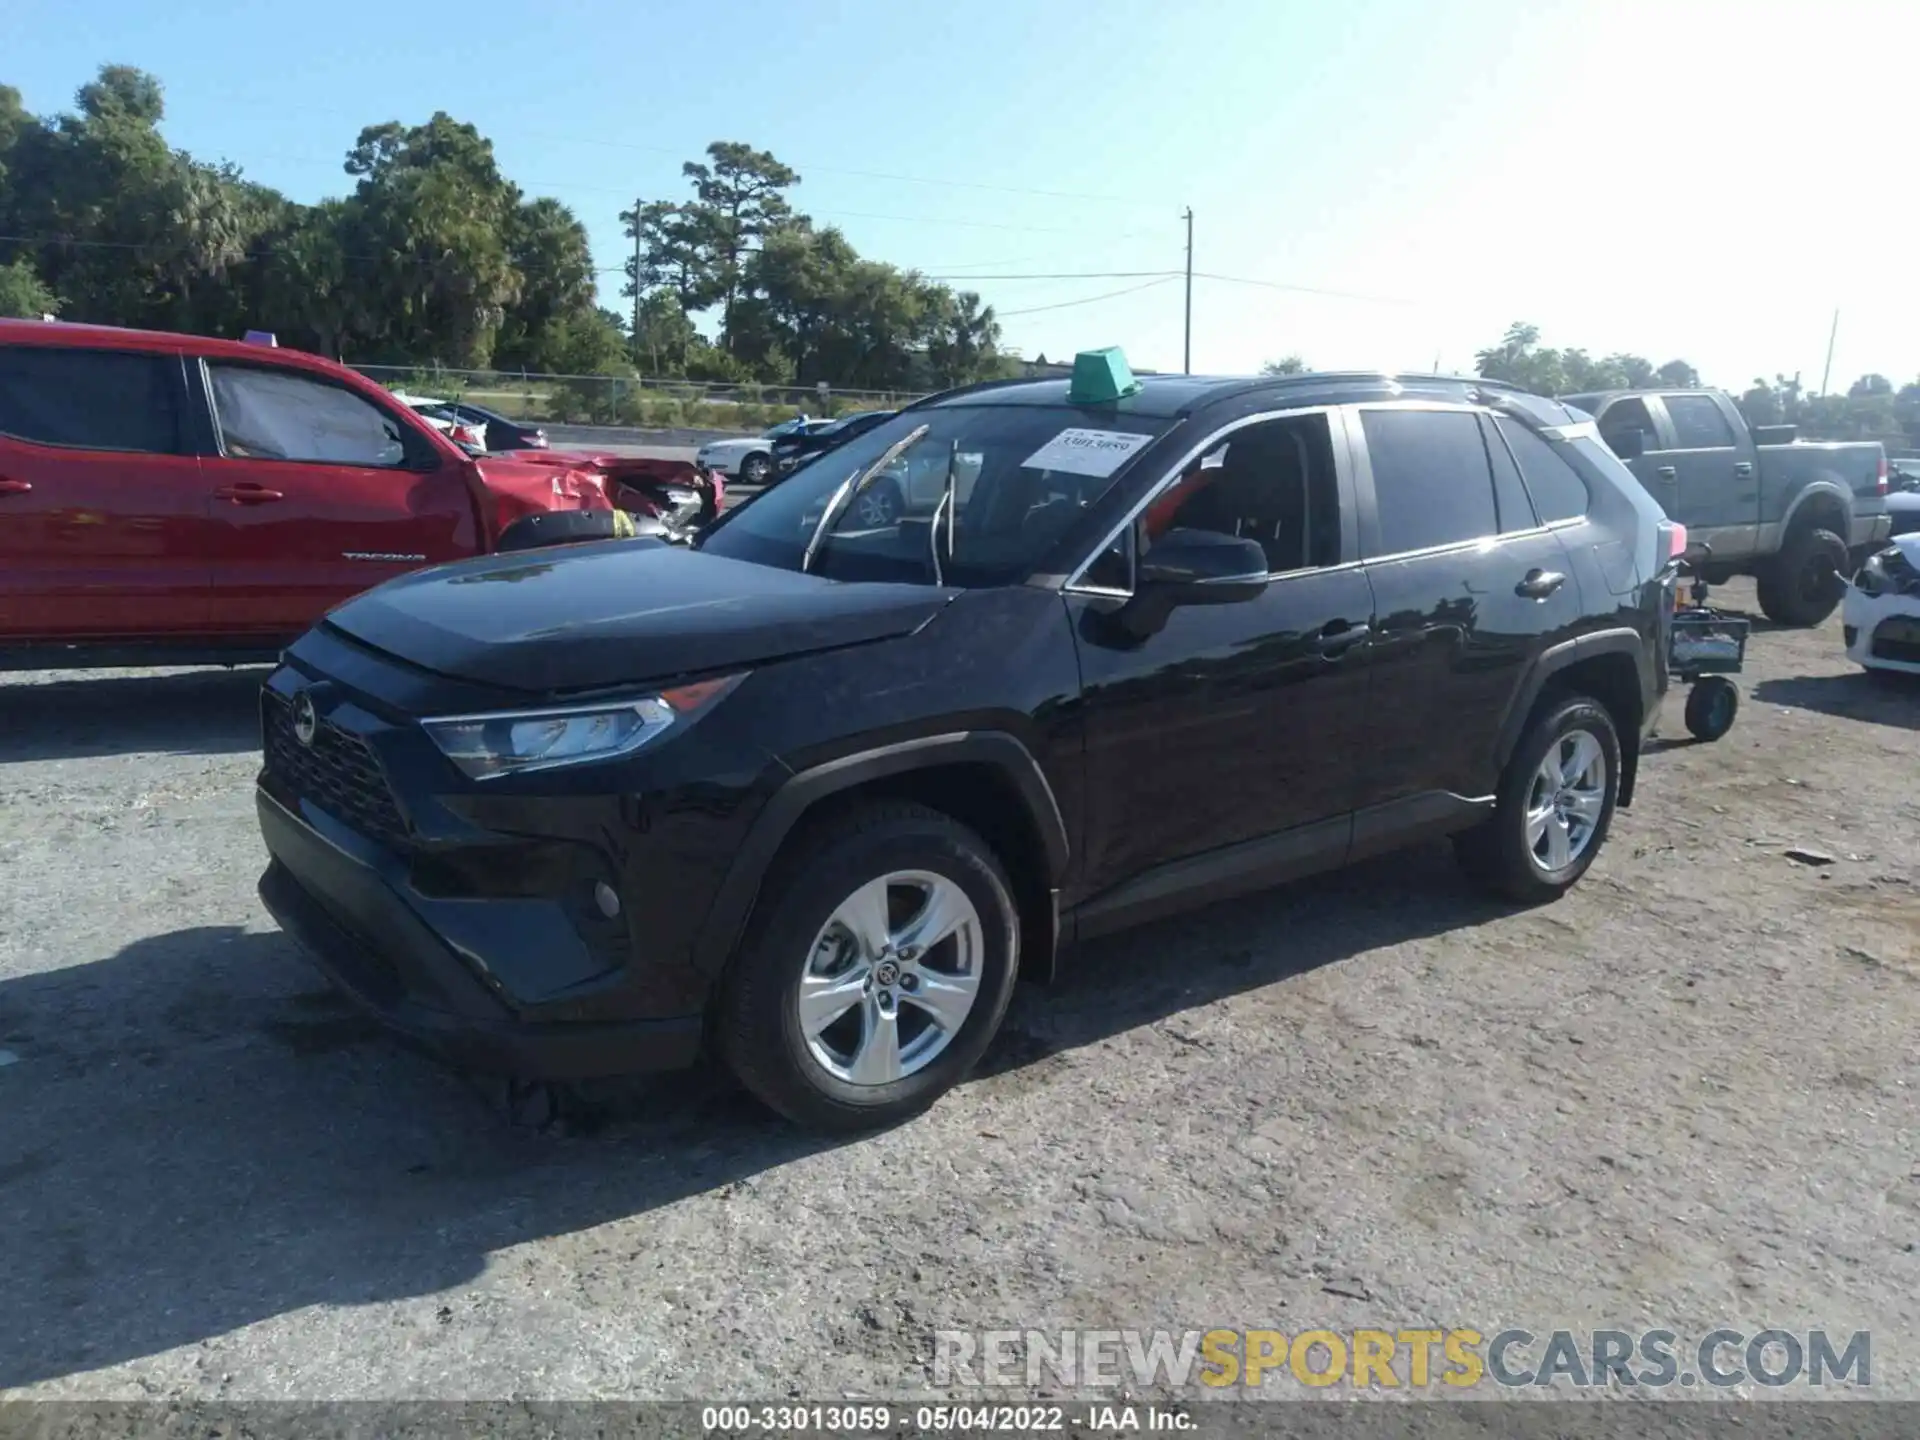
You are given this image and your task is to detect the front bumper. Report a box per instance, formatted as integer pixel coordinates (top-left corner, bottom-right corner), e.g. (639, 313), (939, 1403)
(258, 788), (703, 1081)
(1843, 583), (1920, 674)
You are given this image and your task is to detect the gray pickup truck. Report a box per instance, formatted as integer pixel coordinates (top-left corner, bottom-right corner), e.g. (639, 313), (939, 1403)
(1560, 387), (1891, 625)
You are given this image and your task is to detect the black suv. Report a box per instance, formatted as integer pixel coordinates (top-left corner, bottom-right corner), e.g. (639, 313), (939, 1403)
(771, 408), (896, 477)
(254, 364), (1680, 1131)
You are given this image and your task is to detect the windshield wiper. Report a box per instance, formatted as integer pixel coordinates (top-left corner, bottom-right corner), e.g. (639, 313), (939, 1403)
(928, 440), (959, 587)
(801, 423), (930, 574)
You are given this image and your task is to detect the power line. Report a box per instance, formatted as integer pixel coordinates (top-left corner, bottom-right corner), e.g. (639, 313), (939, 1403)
(996, 277), (1177, 318)
(922, 270), (1180, 281)
(1192, 270), (1409, 306)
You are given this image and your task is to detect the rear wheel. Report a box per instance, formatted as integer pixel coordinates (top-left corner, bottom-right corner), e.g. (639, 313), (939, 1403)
(1756, 526), (1848, 626)
(715, 802), (1020, 1132)
(1455, 696), (1620, 903)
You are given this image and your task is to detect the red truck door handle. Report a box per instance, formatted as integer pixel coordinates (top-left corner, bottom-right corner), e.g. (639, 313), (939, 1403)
(213, 484), (285, 504)
(0, 477), (32, 495)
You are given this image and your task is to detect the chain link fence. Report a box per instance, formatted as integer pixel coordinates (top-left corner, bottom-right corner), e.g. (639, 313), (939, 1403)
(350, 364), (927, 433)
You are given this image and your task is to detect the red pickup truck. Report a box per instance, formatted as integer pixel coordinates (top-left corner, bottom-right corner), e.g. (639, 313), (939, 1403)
(0, 320), (701, 670)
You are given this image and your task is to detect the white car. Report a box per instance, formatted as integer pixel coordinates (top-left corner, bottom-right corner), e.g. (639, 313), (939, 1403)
(393, 392), (488, 451)
(697, 418), (828, 485)
(1843, 534), (1920, 677)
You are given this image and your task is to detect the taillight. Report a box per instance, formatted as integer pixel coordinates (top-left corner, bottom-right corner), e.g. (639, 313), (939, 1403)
(1877, 454), (1889, 496)
(1667, 521), (1689, 559)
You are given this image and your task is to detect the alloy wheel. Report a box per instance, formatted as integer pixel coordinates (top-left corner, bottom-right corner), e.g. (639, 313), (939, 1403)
(1524, 729), (1607, 872)
(796, 871), (983, 1086)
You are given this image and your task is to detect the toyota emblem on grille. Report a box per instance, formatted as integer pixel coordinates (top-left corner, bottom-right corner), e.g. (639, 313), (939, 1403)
(292, 690), (318, 747)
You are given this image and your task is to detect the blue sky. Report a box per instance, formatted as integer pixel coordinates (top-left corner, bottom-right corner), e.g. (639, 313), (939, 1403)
(4, 0), (1914, 388)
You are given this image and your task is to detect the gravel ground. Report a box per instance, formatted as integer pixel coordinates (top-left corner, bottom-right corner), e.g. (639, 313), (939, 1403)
(1, 580), (1916, 1403)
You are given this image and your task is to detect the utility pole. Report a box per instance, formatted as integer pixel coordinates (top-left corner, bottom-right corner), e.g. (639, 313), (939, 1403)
(1819, 308), (1839, 395)
(631, 197), (644, 358)
(1182, 207), (1194, 375)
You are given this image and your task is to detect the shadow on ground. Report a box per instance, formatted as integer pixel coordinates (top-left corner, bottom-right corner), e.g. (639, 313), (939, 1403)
(0, 845), (1497, 1388)
(0, 668), (270, 761)
(1754, 670), (1920, 733)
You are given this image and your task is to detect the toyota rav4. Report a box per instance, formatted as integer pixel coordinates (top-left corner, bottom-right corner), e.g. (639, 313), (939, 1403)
(254, 354), (1682, 1132)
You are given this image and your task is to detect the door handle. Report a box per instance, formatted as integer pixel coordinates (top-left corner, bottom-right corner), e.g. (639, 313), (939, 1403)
(1307, 618), (1370, 656)
(0, 478), (31, 496)
(1734, 461), (1753, 477)
(213, 484), (285, 504)
(1516, 569), (1566, 599)
(1655, 466), (1678, 482)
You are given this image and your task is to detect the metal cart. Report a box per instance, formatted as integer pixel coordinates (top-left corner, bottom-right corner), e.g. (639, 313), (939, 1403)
(1668, 546), (1751, 741)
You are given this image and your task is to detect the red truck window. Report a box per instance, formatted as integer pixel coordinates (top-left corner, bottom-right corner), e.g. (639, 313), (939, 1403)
(0, 346), (185, 454)
(206, 363), (411, 467)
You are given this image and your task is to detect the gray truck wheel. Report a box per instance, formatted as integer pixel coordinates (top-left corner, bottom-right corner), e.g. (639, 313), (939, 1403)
(1756, 526), (1848, 626)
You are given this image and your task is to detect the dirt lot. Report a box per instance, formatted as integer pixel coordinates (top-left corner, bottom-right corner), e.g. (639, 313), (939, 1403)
(1, 580), (1916, 1402)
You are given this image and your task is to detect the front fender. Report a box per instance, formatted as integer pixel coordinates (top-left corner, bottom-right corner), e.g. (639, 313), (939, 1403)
(689, 730), (1069, 978)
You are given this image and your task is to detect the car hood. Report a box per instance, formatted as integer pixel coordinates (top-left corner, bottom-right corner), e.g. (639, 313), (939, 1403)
(698, 437), (765, 455)
(323, 540), (955, 694)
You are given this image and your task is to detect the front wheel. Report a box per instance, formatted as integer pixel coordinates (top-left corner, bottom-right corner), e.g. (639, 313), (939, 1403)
(740, 451), (772, 485)
(715, 801), (1020, 1132)
(1455, 696), (1621, 904)
(1683, 676), (1740, 741)
(1756, 526), (1848, 626)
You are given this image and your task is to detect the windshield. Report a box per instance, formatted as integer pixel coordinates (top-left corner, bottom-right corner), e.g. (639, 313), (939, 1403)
(697, 403), (1172, 586)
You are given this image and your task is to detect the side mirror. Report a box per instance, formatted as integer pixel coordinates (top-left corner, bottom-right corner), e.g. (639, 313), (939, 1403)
(1103, 528), (1268, 641)
(1137, 527), (1270, 604)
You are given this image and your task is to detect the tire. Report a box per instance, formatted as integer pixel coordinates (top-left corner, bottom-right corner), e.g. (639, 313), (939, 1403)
(1454, 695), (1621, 904)
(1683, 676), (1740, 741)
(740, 451), (772, 485)
(715, 801), (1020, 1132)
(852, 478), (904, 528)
(1756, 526), (1848, 626)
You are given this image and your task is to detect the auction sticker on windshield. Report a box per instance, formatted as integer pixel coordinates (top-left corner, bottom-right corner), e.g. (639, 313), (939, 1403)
(1022, 428), (1155, 478)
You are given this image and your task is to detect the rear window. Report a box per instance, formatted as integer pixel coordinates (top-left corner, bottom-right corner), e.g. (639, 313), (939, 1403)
(0, 345), (184, 454)
(1664, 394), (1737, 450)
(1360, 408), (1499, 554)
(1497, 416), (1591, 523)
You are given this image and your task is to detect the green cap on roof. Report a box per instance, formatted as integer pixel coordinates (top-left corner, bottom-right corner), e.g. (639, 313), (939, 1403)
(1067, 347), (1142, 405)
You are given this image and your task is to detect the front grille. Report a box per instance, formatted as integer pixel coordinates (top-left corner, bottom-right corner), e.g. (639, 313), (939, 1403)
(262, 690), (408, 847)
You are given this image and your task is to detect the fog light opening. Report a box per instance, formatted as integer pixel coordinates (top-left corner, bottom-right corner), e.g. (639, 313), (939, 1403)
(593, 881), (621, 919)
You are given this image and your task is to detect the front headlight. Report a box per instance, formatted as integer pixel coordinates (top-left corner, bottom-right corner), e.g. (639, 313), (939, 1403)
(422, 674), (744, 780)
(1855, 552), (1889, 596)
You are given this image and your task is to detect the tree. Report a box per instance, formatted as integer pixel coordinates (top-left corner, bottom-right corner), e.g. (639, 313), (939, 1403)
(0, 257), (56, 317)
(1260, 354), (1307, 375)
(680, 142), (799, 348)
(1655, 359), (1700, 388)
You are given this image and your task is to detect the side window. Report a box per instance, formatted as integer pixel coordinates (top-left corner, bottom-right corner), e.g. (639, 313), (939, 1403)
(1146, 414), (1342, 574)
(0, 346), (183, 454)
(1597, 397), (1661, 457)
(206, 364), (411, 466)
(1496, 416), (1591, 523)
(1359, 408), (1498, 555)
(1664, 393), (1737, 450)
(1481, 414), (1539, 533)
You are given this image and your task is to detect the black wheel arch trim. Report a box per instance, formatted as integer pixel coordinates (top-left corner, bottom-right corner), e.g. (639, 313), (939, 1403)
(691, 730), (1069, 977)
(1494, 626), (1650, 807)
